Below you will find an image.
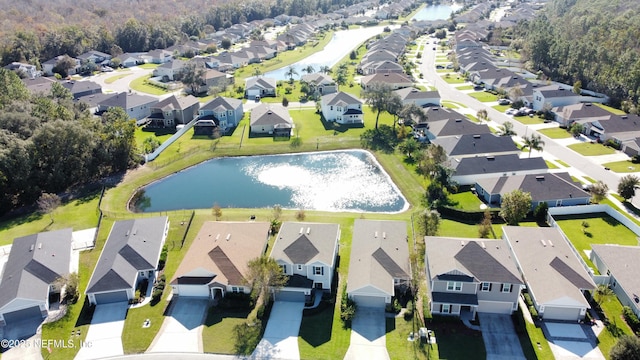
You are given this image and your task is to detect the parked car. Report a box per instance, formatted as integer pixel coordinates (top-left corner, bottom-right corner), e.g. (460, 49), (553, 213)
(473, 84), (484, 91)
(505, 108), (516, 115)
(436, 65), (445, 69)
(498, 98), (511, 105)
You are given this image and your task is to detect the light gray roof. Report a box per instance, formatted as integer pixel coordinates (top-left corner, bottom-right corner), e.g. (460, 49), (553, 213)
(98, 92), (158, 110)
(425, 237), (522, 284)
(347, 220), (410, 296)
(452, 154), (548, 176)
(200, 96), (242, 112)
(535, 85), (578, 98)
(270, 222), (340, 267)
(427, 118), (491, 138)
(61, 80), (102, 96)
(502, 226), (595, 307)
(0, 229), (73, 309)
(432, 134), (519, 157)
(301, 73), (335, 86)
(394, 87), (440, 102)
(361, 72), (413, 86)
(476, 172), (590, 204)
(153, 95), (200, 112)
(591, 244), (640, 308)
(87, 217), (168, 294)
(321, 91), (361, 106)
(245, 77), (276, 90)
(250, 103), (291, 127)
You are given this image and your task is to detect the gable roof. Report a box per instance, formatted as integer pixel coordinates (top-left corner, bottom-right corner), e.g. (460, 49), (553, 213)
(431, 134), (519, 157)
(301, 73), (335, 86)
(250, 103), (292, 127)
(321, 91), (362, 106)
(476, 172), (590, 203)
(591, 244), (640, 308)
(87, 217), (168, 294)
(394, 87), (440, 102)
(361, 72), (413, 86)
(98, 92), (158, 110)
(60, 80), (102, 96)
(427, 118), (491, 138)
(0, 229), (73, 309)
(22, 77), (56, 94)
(245, 77), (276, 90)
(502, 226), (595, 307)
(425, 237), (522, 285)
(535, 85), (578, 98)
(271, 222), (340, 266)
(171, 221), (270, 287)
(553, 103), (613, 122)
(200, 96), (243, 112)
(152, 94), (199, 112)
(347, 220), (410, 296)
(452, 154), (548, 176)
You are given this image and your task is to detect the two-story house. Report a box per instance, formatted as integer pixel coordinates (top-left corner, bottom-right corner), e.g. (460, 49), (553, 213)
(148, 94), (200, 127)
(425, 237), (523, 318)
(270, 222), (340, 301)
(320, 92), (363, 125)
(199, 96), (244, 129)
(300, 73), (337, 96)
(97, 92), (159, 121)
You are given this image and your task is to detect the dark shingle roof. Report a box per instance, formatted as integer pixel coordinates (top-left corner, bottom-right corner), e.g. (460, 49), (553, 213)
(209, 246), (244, 285)
(452, 154), (548, 176)
(549, 257), (595, 290)
(454, 241), (522, 284)
(283, 235), (319, 264)
(432, 134), (518, 157)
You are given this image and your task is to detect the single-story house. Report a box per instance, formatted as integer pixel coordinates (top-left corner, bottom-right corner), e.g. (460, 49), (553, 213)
(301, 73), (337, 96)
(552, 102), (613, 127)
(476, 172), (590, 209)
(61, 80), (102, 99)
(590, 244), (640, 318)
(154, 59), (187, 81)
(97, 92), (158, 121)
(431, 133), (520, 159)
(170, 221), (270, 299)
(347, 220), (410, 308)
(147, 95), (200, 127)
(0, 229), (73, 329)
(199, 96), (244, 129)
(116, 53), (144, 68)
(425, 237), (523, 318)
(451, 154), (549, 186)
(4, 62), (38, 79)
(320, 91), (363, 125)
(22, 77), (57, 95)
(270, 222), (340, 301)
(76, 92), (118, 115)
(86, 217), (169, 305)
(77, 50), (112, 64)
(245, 77), (277, 100)
(503, 226), (596, 321)
(532, 85), (606, 111)
(142, 49), (173, 64)
(191, 69), (233, 94)
(250, 103), (292, 136)
(394, 87), (440, 108)
(361, 72), (413, 90)
(425, 118), (491, 141)
(42, 55), (81, 76)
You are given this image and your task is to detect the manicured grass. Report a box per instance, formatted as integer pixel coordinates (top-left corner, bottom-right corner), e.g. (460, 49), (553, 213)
(105, 73), (132, 84)
(556, 159), (570, 168)
(129, 75), (171, 95)
(134, 127), (174, 148)
(593, 103), (626, 115)
(137, 63), (160, 69)
(545, 160), (559, 169)
(436, 69), (451, 73)
(203, 307), (252, 353)
(449, 191), (484, 211)
(441, 75), (466, 84)
(602, 160), (640, 173)
(426, 316), (485, 360)
(522, 317), (553, 360)
(298, 303), (350, 360)
(386, 316), (428, 360)
(511, 116), (545, 125)
(538, 127), (571, 139)
(466, 114), (479, 123)
(568, 142), (616, 156)
(440, 101), (459, 109)
(553, 213), (639, 265)
(467, 91), (498, 102)
(492, 104), (511, 113)
(456, 85), (473, 90)
(597, 293), (635, 358)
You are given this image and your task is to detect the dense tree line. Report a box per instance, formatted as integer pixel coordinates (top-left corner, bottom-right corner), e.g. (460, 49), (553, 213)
(514, 0), (640, 109)
(0, 70), (138, 214)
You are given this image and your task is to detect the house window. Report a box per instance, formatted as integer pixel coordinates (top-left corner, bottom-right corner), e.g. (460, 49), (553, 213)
(330, 106), (333, 110)
(501, 284), (512, 293)
(481, 282), (491, 292)
(313, 266), (324, 275)
(447, 282), (462, 291)
(297, 264), (303, 271)
(139, 271), (145, 277)
(231, 287), (244, 293)
(280, 265), (287, 274)
(441, 304), (451, 314)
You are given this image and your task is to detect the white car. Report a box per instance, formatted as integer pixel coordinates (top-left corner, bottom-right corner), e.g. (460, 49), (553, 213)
(505, 108), (516, 115)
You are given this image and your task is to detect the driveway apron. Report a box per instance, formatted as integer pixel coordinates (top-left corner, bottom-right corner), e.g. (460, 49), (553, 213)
(75, 302), (128, 360)
(147, 298), (209, 353)
(344, 307), (390, 360)
(478, 313), (526, 360)
(252, 300), (304, 360)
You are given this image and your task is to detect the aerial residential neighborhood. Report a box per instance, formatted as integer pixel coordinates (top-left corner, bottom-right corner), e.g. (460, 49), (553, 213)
(1, 0), (640, 360)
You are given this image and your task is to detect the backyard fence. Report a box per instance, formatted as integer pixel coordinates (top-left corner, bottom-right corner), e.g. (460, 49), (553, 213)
(145, 117), (199, 162)
(547, 204), (640, 238)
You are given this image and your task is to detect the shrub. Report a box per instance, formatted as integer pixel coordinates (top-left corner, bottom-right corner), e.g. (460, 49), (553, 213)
(404, 300), (414, 320)
(340, 286), (357, 324)
(295, 209), (306, 220)
(158, 245), (168, 270)
(282, 96), (289, 107)
(622, 306), (640, 332)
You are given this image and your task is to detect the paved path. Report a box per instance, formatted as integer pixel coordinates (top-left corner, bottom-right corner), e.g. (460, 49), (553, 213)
(251, 300), (304, 360)
(75, 302), (128, 360)
(478, 313), (525, 360)
(147, 298), (208, 353)
(344, 307), (389, 360)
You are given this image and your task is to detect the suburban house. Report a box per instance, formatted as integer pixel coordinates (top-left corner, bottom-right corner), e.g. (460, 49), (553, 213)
(590, 245), (640, 318)
(116, 53), (144, 68)
(142, 49), (173, 64)
(552, 102), (613, 127)
(4, 62), (38, 79)
(193, 120), (219, 137)
(503, 226), (596, 321)
(76, 93), (117, 115)
(301, 73), (337, 96)
(97, 92), (158, 121)
(147, 95), (200, 127)
(450, 154), (548, 186)
(61, 80), (102, 99)
(250, 103), (292, 136)
(394, 87), (440, 108)
(154, 59), (187, 81)
(42, 55), (81, 76)
(191, 69), (233, 94)
(320, 91), (364, 125)
(0, 229), (73, 329)
(532, 85), (606, 111)
(170, 221), (270, 299)
(347, 220), (410, 308)
(587, 114), (640, 145)
(361, 72), (413, 90)
(425, 118), (491, 141)
(475, 172), (590, 209)
(77, 50), (112, 65)
(245, 77), (277, 100)
(359, 60), (404, 75)
(431, 134), (520, 159)
(199, 96), (244, 129)
(270, 222), (340, 301)
(425, 237), (523, 318)
(22, 77), (57, 95)
(86, 217), (169, 305)
(418, 107), (469, 127)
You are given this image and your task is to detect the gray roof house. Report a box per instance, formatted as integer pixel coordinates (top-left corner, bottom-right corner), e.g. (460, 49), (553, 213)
(61, 80), (102, 99)
(301, 73), (337, 96)
(148, 94), (200, 127)
(425, 118), (491, 141)
(245, 77), (277, 100)
(552, 102), (613, 127)
(250, 103), (292, 136)
(86, 217), (169, 305)
(97, 92), (159, 121)
(394, 87), (440, 108)
(347, 220), (410, 309)
(199, 96), (244, 130)
(431, 133), (520, 159)
(425, 237), (523, 318)
(503, 226), (596, 321)
(22, 77), (57, 95)
(270, 222), (340, 301)
(0, 229), (73, 333)
(451, 154), (548, 185)
(532, 85), (606, 111)
(361, 72), (413, 90)
(475, 172), (590, 209)
(320, 91), (363, 125)
(590, 245), (640, 318)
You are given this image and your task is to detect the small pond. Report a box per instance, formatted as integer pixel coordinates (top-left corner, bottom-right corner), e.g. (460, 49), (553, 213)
(411, 3), (463, 21)
(131, 150), (408, 213)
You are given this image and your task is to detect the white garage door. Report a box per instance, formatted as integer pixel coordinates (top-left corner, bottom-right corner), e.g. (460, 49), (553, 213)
(94, 290), (128, 304)
(478, 301), (513, 314)
(177, 285), (210, 298)
(353, 295), (385, 309)
(542, 306), (582, 321)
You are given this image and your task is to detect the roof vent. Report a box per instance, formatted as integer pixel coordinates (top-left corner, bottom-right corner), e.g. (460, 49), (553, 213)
(460, 241), (465, 246)
(480, 241), (486, 249)
(299, 227), (304, 234)
(126, 230), (130, 236)
(226, 233), (231, 241)
(306, 227), (311, 234)
(38, 243), (42, 249)
(215, 234), (220, 240)
(455, 119), (462, 122)
(622, 115), (628, 120)
(473, 134), (481, 138)
(536, 175), (545, 181)
(29, 244), (34, 252)
(585, 103), (592, 106)
(487, 156), (495, 160)
(375, 231), (378, 238)
(382, 232), (386, 239)
(548, 240), (554, 247)
(540, 239), (547, 247)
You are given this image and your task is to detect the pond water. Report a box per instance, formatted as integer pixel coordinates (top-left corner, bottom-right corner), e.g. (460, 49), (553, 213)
(132, 150), (408, 213)
(411, 3), (462, 21)
(263, 26), (390, 81)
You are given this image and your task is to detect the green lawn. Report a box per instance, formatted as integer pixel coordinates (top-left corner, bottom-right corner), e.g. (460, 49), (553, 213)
(556, 159), (570, 167)
(593, 103), (626, 115)
(554, 213), (640, 265)
(602, 160), (640, 173)
(467, 91), (498, 102)
(105, 73), (132, 84)
(492, 104), (511, 113)
(134, 127), (174, 148)
(129, 75), (171, 96)
(298, 304), (350, 359)
(441, 75), (466, 84)
(440, 101), (459, 109)
(426, 317), (485, 360)
(597, 293), (635, 358)
(202, 306), (253, 353)
(545, 160), (559, 169)
(512, 116), (545, 125)
(386, 316), (429, 360)
(449, 191), (485, 211)
(538, 127), (571, 139)
(568, 142), (617, 156)
(137, 63), (160, 69)
(583, 176), (596, 183)
(456, 85), (473, 90)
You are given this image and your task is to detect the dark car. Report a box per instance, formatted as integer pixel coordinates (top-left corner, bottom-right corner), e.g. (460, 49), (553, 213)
(473, 85), (484, 91)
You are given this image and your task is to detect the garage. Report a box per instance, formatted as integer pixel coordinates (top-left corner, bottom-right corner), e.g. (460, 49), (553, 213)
(2, 306), (43, 324)
(275, 290), (305, 302)
(94, 290), (129, 304)
(541, 306), (582, 321)
(176, 285), (210, 298)
(352, 295), (386, 309)
(478, 300), (514, 314)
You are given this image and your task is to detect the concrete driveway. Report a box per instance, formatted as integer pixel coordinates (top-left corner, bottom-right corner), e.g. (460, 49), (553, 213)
(252, 300), (304, 360)
(544, 322), (604, 360)
(147, 298), (209, 353)
(75, 302), (128, 360)
(344, 307), (390, 360)
(478, 313), (526, 360)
